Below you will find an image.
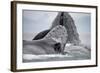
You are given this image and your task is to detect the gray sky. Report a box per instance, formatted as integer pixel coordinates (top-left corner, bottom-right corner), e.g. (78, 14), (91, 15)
(69, 13), (91, 34)
(22, 10), (91, 34)
(23, 10), (58, 33)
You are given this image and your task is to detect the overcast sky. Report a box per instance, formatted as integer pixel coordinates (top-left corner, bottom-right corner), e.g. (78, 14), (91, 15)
(22, 10), (91, 34)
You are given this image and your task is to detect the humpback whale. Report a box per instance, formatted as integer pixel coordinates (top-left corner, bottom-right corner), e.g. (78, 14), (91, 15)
(23, 25), (67, 55)
(33, 12), (80, 45)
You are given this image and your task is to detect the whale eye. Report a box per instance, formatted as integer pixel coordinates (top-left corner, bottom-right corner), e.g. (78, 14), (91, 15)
(54, 43), (61, 53)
